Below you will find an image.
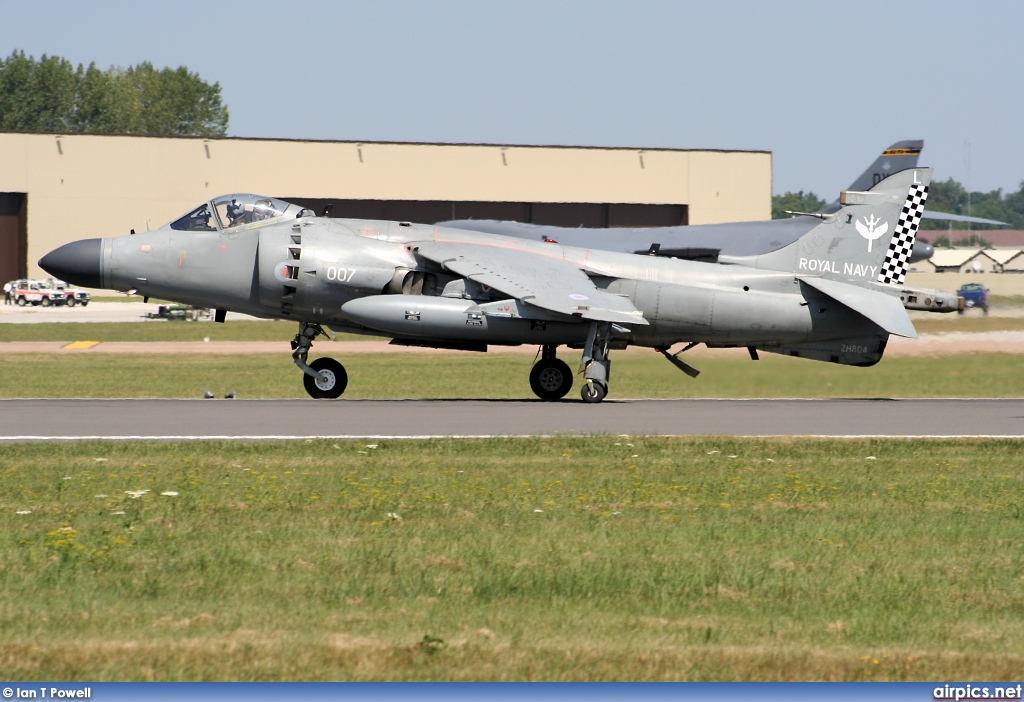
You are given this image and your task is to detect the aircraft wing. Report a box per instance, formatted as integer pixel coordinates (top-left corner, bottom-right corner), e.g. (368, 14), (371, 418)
(413, 240), (648, 326)
(798, 276), (917, 339)
(922, 211), (1008, 226)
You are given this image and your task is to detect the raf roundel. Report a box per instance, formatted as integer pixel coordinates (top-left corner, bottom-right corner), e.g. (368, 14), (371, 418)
(568, 293), (589, 301)
(274, 263), (293, 283)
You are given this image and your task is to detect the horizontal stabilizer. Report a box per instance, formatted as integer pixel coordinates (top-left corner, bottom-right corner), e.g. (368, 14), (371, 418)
(922, 210), (1008, 226)
(799, 276), (917, 339)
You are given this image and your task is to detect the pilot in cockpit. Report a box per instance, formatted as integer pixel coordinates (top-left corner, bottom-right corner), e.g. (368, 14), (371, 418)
(252, 199), (276, 222)
(188, 205), (215, 231)
(173, 195), (296, 233)
(226, 199), (246, 227)
(170, 202), (219, 232)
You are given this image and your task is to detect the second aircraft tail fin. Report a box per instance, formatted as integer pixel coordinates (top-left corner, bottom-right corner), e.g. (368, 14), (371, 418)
(820, 139), (923, 213)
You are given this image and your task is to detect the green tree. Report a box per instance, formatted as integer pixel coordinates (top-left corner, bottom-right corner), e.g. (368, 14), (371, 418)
(1002, 181), (1024, 227)
(123, 63), (228, 136)
(74, 62), (138, 133)
(0, 51), (78, 131)
(921, 177), (968, 223)
(920, 177), (1024, 230)
(0, 50), (228, 136)
(771, 191), (826, 219)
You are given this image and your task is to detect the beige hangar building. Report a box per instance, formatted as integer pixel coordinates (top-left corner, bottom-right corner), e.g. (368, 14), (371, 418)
(0, 131), (772, 283)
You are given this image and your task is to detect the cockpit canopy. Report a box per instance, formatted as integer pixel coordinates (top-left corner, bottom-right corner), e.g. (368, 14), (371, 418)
(169, 194), (305, 233)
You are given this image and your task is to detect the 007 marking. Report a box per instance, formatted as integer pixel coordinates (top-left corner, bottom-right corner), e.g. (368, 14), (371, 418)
(325, 267), (357, 282)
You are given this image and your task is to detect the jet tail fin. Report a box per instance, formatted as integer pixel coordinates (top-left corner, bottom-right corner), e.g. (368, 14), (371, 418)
(745, 167), (932, 288)
(820, 139), (923, 213)
(875, 174), (930, 285)
(732, 168), (931, 339)
(846, 139), (923, 193)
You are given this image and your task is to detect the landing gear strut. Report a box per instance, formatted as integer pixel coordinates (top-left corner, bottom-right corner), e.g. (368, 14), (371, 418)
(579, 322), (612, 403)
(530, 345), (573, 400)
(292, 322), (348, 399)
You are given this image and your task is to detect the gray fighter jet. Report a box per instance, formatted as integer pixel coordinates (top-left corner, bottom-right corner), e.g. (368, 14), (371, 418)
(41, 168), (957, 403)
(437, 140), (1005, 264)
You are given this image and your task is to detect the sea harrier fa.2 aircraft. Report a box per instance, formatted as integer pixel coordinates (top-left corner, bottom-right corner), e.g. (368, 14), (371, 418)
(41, 168), (959, 403)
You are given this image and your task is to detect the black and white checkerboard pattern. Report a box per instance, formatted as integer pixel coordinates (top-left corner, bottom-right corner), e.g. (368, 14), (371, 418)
(877, 184), (929, 285)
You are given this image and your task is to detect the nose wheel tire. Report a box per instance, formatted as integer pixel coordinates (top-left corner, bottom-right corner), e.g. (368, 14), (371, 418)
(580, 380), (608, 404)
(303, 357), (348, 399)
(530, 358), (573, 400)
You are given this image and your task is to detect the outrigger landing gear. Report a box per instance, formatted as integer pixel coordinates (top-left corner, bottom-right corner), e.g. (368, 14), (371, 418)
(579, 322), (612, 404)
(529, 344), (573, 400)
(292, 322), (348, 399)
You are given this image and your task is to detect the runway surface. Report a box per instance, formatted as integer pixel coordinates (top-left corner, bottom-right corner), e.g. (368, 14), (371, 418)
(3, 398), (1023, 440)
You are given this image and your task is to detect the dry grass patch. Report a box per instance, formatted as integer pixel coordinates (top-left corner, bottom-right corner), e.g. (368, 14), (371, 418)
(2, 639), (1024, 681)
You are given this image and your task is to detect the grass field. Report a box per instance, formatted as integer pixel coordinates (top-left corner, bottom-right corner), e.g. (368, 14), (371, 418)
(913, 316), (1024, 334)
(3, 316), (1024, 343)
(0, 350), (1022, 399)
(0, 321), (381, 343)
(1, 437), (1022, 681)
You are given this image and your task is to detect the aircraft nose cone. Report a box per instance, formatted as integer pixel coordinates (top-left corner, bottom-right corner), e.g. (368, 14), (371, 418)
(910, 240), (935, 263)
(39, 238), (103, 288)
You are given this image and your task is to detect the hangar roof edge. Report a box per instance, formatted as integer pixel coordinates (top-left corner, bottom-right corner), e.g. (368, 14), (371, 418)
(0, 129), (771, 155)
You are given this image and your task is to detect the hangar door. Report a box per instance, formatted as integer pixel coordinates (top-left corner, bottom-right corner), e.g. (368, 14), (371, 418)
(280, 199), (688, 229)
(0, 193), (27, 283)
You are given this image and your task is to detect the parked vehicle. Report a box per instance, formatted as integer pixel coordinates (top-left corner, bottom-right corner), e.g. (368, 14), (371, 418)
(957, 283), (988, 315)
(49, 279), (90, 306)
(11, 279), (67, 306)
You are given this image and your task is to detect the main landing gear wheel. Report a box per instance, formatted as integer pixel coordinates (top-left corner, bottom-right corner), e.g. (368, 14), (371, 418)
(530, 358), (573, 400)
(580, 380), (608, 404)
(303, 357), (348, 399)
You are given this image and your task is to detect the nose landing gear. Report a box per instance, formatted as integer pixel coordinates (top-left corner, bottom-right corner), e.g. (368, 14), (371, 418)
(580, 379), (608, 403)
(293, 322), (348, 399)
(579, 322), (612, 404)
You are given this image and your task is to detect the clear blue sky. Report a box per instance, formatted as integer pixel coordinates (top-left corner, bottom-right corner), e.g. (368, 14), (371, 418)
(3, 0), (1021, 199)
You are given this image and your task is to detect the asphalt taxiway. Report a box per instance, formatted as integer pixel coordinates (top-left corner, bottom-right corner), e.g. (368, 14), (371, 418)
(2, 398), (1022, 440)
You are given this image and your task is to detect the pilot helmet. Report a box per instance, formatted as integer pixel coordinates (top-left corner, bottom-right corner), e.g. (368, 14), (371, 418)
(252, 199), (275, 221)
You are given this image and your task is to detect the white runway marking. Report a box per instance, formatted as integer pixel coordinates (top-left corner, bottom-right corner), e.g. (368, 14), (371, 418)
(4, 434), (1023, 442)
